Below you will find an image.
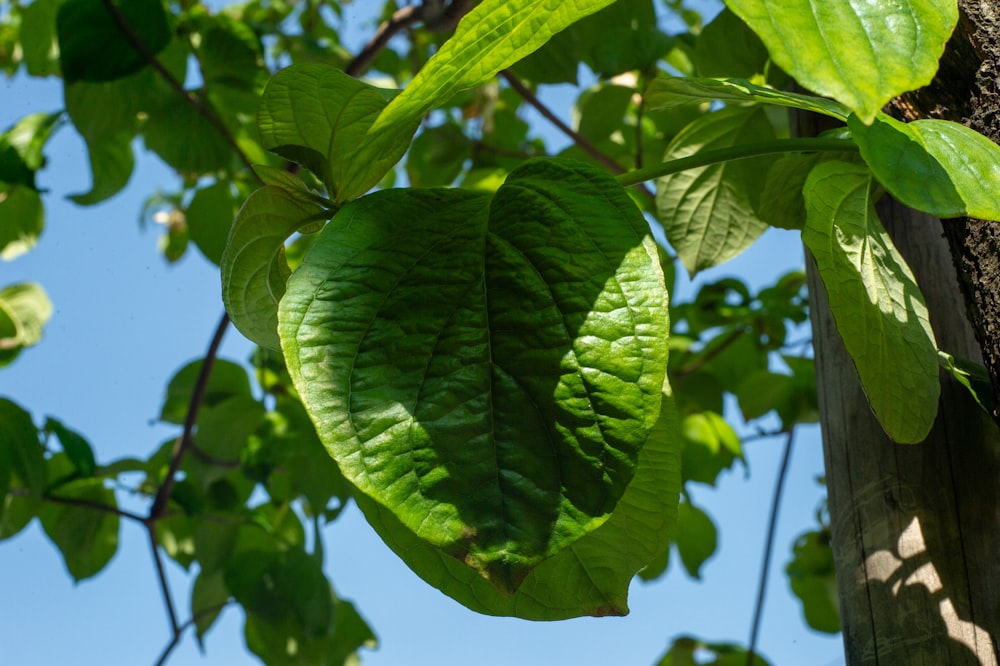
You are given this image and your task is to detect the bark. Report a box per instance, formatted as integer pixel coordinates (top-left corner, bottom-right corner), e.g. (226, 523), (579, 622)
(804, 6), (1000, 661)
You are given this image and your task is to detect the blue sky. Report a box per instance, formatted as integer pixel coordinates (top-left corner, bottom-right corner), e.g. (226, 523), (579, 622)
(0, 2), (846, 664)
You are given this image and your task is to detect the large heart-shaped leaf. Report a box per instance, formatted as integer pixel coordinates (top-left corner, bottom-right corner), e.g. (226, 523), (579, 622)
(656, 105), (776, 275)
(279, 159), (669, 592)
(725, 0), (957, 123)
(849, 113), (1000, 221)
(802, 160), (939, 443)
(354, 381), (679, 618)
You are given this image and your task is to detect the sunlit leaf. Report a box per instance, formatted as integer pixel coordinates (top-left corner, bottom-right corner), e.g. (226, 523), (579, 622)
(645, 75), (849, 120)
(725, 0), (957, 123)
(849, 113), (1000, 221)
(280, 159), (668, 592)
(0, 283), (52, 366)
(802, 160), (939, 443)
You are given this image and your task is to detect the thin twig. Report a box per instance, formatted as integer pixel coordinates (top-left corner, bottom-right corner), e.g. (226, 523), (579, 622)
(147, 524), (180, 642)
(148, 313), (230, 520)
(98, 0), (256, 175)
(499, 69), (656, 201)
(747, 427), (796, 666)
(41, 493), (147, 523)
(155, 601), (233, 666)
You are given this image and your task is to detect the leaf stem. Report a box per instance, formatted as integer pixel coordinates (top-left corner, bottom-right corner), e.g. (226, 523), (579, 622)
(616, 138), (858, 188)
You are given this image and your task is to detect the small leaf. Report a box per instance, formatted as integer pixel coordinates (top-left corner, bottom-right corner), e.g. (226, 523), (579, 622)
(280, 159), (668, 592)
(186, 181), (237, 266)
(0, 112), (63, 189)
(191, 570), (229, 646)
(0, 282), (52, 366)
(221, 185), (329, 350)
(45, 418), (96, 477)
(679, 411), (740, 486)
(69, 133), (134, 205)
(694, 8), (768, 79)
(675, 499), (717, 579)
(0, 186), (44, 261)
(725, 0), (957, 123)
(938, 350), (994, 414)
(645, 75), (849, 120)
(802, 160), (939, 443)
(786, 530), (841, 633)
(39, 456), (119, 581)
(849, 113), (1000, 221)
(57, 0), (170, 83)
(656, 105), (776, 275)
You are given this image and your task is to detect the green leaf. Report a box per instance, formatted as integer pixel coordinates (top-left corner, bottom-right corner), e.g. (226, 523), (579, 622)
(57, 0), (170, 83)
(160, 358), (252, 425)
(849, 113), (1000, 221)
(145, 95), (233, 175)
(191, 570), (229, 646)
(679, 411), (741, 486)
(0, 186), (44, 260)
(257, 64), (404, 199)
(68, 133), (134, 205)
(338, 0), (619, 200)
(575, 84), (636, 143)
(405, 123), (472, 188)
(355, 382), (680, 618)
(194, 518), (239, 576)
(786, 530), (840, 633)
(186, 181), (237, 266)
(0, 282), (52, 367)
(45, 418), (97, 477)
(656, 106), (775, 275)
(186, 396), (265, 488)
(221, 185), (329, 351)
(20, 0), (69, 77)
(0, 398), (44, 520)
(694, 8), (768, 79)
(39, 456), (119, 581)
(326, 598), (378, 665)
(645, 75), (849, 120)
(656, 635), (771, 666)
(280, 159), (669, 592)
(0, 112), (63, 189)
(938, 351), (994, 414)
(725, 0), (958, 123)
(757, 154), (822, 230)
(674, 499), (717, 579)
(802, 160), (939, 443)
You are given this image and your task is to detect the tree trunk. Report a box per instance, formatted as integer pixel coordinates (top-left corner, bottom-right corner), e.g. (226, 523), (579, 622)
(802, 6), (1000, 661)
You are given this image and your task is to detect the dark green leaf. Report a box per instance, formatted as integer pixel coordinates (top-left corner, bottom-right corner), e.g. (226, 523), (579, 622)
(192, 569), (230, 646)
(145, 95), (233, 175)
(802, 161), (939, 443)
(0, 112), (62, 190)
(57, 0), (170, 83)
(69, 133), (134, 205)
(576, 84), (635, 143)
(675, 499), (717, 579)
(280, 159), (669, 592)
(156, 511), (198, 569)
(656, 106), (776, 275)
(0, 398), (45, 503)
(657, 635), (771, 666)
(39, 458), (119, 581)
(186, 181), (237, 266)
(326, 598), (377, 665)
(726, 0), (957, 123)
(20, 0), (68, 77)
(694, 8), (768, 79)
(354, 383), (680, 618)
(194, 518), (240, 576)
(405, 123), (471, 187)
(45, 418), (96, 477)
(849, 112), (1000, 221)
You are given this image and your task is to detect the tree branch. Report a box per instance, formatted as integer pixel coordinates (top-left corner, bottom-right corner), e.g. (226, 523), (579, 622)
(155, 601), (233, 666)
(499, 69), (656, 201)
(41, 492), (147, 523)
(746, 427), (796, 666)
(147, 523), (180, 643)
(148, 313), (230, 521)
(98, 0), (256, 174)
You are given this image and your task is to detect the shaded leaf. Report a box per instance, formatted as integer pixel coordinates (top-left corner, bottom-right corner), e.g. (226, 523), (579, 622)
(21, 0), (69, 77)
(187, 181), (238, 266)
(786, 530), (841, 633)
(57, 0), (170, 83)
(694, 8), (768, 79)
(674, 499), (717, 579)
(45, 418), (96, 477)
(160, 358), (252, 425)
(802, 160), (939, 443)
(656, 106), (775, 275)
(0, 398), (46, 506)
(145, 95), (233, 175)
(0, 112), (62, 190)
(191, 569), (230, 646)
(725, 0), (957, 123)
(280, 159), (668, 592)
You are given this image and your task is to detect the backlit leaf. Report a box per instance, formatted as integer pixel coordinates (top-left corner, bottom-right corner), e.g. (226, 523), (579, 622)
(802, 160), (939, 443)
(675, 499), (717, 579)
(0, 282), (52, 366)
(656, 105), (776, 275)
(725, 0), (957, 123)
(0, 186), (44, 260)
(280, 159), (668, 592)
(645, 75), (848, 120)
(849, 113), (1000, 221)
(221, 185), (329, 350)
